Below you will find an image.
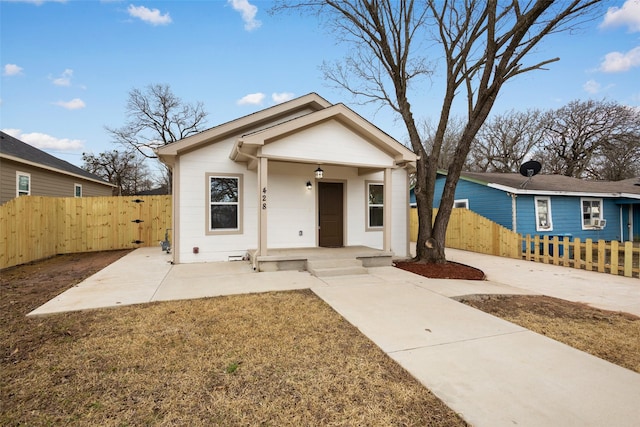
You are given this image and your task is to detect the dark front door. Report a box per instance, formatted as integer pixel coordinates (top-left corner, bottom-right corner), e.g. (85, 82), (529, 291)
(318, 182), (344, 247)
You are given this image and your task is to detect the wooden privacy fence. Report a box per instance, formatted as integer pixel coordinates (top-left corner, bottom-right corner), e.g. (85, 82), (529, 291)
(409, 208), (638, 278)
(0, 195), (172, 270)
(409, 208), (522, 259)
(522, 235), (639, 278)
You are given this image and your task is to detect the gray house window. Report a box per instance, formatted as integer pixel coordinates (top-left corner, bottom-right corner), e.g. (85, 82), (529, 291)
(17, 172), (30, 197)
(75, 184), (82, 197)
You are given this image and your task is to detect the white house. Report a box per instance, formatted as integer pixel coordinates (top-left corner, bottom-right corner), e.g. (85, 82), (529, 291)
(157, 93), (416, 271)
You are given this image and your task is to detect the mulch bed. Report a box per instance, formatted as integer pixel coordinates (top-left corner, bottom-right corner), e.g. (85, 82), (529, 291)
(394, 260), (486, 280)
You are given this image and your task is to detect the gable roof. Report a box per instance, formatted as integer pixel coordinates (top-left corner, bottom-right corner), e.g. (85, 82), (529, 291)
(446, 171), (640, 199)
(156, 93), (332, 164)
(231, 102), (416, 167)
(157, 93), (416, 169)
(0, 131), (114, 187)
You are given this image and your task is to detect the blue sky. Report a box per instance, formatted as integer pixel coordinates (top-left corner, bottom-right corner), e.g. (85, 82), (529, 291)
(1, 0), (639, 171)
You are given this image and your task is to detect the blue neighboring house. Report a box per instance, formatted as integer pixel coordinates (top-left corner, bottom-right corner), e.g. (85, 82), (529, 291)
(411, 172), (640, 242)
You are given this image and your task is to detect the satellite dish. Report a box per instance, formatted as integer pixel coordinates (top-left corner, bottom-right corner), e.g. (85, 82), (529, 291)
(519, 160), (542, 178)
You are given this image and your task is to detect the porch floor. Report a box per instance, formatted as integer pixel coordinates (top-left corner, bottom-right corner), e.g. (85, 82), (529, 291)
(248, 246), (395, 272)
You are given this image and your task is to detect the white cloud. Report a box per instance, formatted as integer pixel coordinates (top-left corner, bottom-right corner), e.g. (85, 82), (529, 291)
(53, 98), (86, 110)
(51, 68), (73, 86)
(2, 129), (84, 151)
(272, 92), (294, 104)
(599, 46), (640, 72)
(583, 79), (601, 94)
(600, 0), (640, 32)
(3, 63), (24, 76)
(237, 92), (265, 105)
(228, 0), (261, 31)
(127, 4), (172, 26)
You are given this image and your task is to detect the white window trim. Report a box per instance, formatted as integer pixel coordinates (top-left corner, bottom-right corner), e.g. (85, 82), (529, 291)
(16, 171), (30, 197)
(580, 197), (603, 230)
(206, 173), (243, 235)
(453, 199), (469, 209)
(74, 183), (82, 197)
(366, 181), (384, 231)
(534, 196), (553, 232)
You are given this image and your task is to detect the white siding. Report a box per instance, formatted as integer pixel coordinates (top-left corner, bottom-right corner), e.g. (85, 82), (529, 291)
(173, 127), (411, 263)
(346, 170), (383, 249)
(266, 162), (318, 248)
(177, 138), (258, 262)
(261, 120), (395, 167)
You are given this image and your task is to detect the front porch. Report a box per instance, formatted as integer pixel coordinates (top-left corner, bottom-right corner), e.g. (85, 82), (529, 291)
(248, 246), (395, 275)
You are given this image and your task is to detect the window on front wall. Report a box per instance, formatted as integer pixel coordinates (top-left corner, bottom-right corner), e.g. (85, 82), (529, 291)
(367, 182), (383, 229)
(534, 196), (553, 231)
(75, 184), (82, 197)
(581, 198), (603, 229)
(208, 174), (241, 233)
(453, 199), (469, 209)
(17, 172), (30, 197)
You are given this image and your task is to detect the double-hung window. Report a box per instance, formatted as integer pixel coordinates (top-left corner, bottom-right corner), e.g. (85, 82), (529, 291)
(75, 184), (82, 197)
(208, 174), (242, 234)
(17, 172), (30, 197)
(367, 182), (383, 229)
(581, 198), (603, 229)
(534, 196), (552, 231)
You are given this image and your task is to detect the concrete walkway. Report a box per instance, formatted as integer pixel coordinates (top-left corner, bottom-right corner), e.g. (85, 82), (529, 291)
(28, 247), (640, 426)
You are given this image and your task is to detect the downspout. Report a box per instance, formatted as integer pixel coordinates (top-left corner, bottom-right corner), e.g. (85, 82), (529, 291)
(510, 193), (517, 233)
(620, 206), (624, 241)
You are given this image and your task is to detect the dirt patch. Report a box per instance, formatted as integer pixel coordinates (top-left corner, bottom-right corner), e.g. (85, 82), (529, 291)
(458, 294), (640, 374)
(1, 251), (466, 426)
(394, 260), (485, 280)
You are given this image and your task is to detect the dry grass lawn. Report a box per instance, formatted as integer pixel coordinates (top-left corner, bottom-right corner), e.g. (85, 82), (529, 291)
(1, 252), (465, 426)
(459, 294), (640, 374)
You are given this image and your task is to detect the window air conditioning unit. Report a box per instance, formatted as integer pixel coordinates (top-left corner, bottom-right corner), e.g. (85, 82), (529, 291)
(592, 219), (606, 228)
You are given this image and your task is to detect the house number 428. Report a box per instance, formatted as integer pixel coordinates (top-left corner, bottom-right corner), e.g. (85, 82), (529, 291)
(262, 187), (267, 210)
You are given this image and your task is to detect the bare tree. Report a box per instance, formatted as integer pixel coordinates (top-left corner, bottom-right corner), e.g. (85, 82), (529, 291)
(275, 0), (602, 263)
(419, 116), (466, 170)
(468, 109), (544, 172)
(589, 133), (640, 181)
(537, 99), (640, 178)
(82, 150), (154, 196)
(105, 84), (208, 190)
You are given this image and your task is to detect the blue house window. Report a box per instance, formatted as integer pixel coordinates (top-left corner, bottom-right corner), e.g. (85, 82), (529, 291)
(535, 197), (552, 231)
(581, 198), (603, 229)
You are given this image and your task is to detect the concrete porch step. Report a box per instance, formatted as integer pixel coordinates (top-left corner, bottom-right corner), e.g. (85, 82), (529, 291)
(307, 258), (369, 277)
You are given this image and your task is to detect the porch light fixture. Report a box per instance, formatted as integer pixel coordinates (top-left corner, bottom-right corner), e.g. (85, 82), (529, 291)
(306, 181), (312, 190)
(315, 167), (324, 179)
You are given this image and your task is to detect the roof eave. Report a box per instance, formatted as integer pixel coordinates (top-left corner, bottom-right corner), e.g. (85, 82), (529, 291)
(1, 153), (116, 187)
(489, 183), (637, 198)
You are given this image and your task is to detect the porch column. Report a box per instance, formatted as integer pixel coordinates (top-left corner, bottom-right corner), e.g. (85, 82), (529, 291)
(257, 157), (268, 257)
(384, 167), (392, 252)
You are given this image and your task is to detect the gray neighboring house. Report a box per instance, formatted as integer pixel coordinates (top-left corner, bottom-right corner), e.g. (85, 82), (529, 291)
(0, 131), (115, 205)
